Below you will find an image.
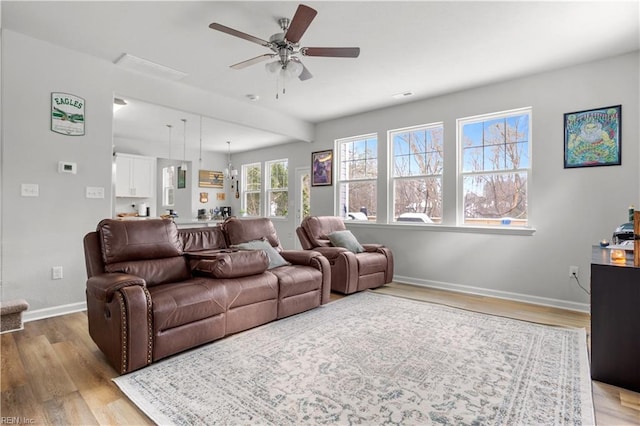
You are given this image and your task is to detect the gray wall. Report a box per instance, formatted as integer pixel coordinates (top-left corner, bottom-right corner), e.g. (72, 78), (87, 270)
(308, 52), (639, 311)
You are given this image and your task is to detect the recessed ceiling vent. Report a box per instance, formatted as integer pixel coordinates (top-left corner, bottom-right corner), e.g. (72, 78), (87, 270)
(392, 91), (414, 99)
(114, 53), (187, 81)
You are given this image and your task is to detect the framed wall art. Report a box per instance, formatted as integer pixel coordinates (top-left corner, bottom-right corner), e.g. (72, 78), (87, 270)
(311, 149), (333, 186)
(177, 167), (186, 189)
(199, 170), (224, 188)
(564, 105), (621, 168)
(51, 92), (85, 136)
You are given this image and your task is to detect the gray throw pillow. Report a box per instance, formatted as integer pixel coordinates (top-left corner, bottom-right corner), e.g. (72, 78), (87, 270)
(328, 230), (364, 253)
(232, 239), (290, 269)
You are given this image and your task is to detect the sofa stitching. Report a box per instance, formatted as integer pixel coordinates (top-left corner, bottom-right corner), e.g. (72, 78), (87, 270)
(116, 292), (127, 374)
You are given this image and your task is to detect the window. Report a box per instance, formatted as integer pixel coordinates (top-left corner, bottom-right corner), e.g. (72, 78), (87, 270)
(266, 159), (288, 217)
(162, 166), (175, 207)
(390, 123), (443, 224)
(242, 163), (261, 216)
(458, 108), (531, 226)
(337, 134), (377, 221)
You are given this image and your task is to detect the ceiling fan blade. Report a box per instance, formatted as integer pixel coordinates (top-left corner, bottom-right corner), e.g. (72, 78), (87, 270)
(230, 54), (274, 69)
(291, 57), (313, 81)
(302, 47), (360, 58)
(284, 4), (317, 44)
(209, 22), (271, 47)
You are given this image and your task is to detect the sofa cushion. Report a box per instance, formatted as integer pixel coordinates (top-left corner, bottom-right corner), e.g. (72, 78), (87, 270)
(301, 216), (346, 247)
(148, 278), (228, 332)
(232, 239), (290, 269)
(222, 217), (282, 249)
(270, 264), (322, 299)
(357, 252), (390, 276)
(179, 226), (227, 253)
(193, 251), (269, 278)
(98, 218), (182, 264)
(328, 230), (364, 253)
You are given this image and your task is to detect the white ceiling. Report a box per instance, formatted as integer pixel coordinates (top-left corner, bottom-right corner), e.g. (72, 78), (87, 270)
(3, 1), (639, 153)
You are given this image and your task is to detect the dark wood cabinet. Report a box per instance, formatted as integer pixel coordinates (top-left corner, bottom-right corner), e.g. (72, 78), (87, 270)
(590, 247), (640, 392)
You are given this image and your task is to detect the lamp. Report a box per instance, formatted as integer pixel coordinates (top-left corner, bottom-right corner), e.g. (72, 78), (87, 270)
(224, 141), (237, 181)
(265, 59), (303, 99)
(113, 98), (127, 113)
(610, 248), (626, 264)
(180, 118), (188, 171)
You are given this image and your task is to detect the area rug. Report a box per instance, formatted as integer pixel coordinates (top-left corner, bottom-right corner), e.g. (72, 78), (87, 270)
(113, 291), (595, 425)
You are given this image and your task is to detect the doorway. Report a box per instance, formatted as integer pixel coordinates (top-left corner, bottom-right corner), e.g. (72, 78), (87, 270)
(294, 167), (311, 250)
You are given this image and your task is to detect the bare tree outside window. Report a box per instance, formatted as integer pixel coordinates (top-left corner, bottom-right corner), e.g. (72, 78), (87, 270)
(391, 124), (443, 223)
(337, 135), (377, 220)
(267, 159), (288, 217)
(243, 163), (261, 216)
(459, 109), (531, 226)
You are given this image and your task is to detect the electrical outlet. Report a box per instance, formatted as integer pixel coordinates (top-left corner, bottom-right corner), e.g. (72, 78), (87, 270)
(51, 266), (63, 280)
(569, 266), (579, 277)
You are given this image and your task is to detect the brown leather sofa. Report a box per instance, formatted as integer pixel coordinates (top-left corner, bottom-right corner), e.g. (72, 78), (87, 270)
(83, 218), (330, 374)
(296, 216), (394, 294)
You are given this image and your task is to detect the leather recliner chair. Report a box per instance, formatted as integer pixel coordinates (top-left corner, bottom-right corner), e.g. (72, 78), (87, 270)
(296, 216), (394, 294)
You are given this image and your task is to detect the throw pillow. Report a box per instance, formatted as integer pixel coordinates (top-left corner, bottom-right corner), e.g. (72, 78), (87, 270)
(232, 239), (290, 269)
(328, 230), (364, 253)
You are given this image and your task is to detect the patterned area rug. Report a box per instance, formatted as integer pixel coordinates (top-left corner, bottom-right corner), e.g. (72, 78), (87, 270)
(114, 292), (594, 425)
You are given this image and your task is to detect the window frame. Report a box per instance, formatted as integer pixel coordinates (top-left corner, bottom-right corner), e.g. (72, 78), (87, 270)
(265, 158), (289, 219)
(388, 122), (444, 225)
(241, 162), (262, 217)
(335, 133), (378, 221)
(457, 107), (532, 228)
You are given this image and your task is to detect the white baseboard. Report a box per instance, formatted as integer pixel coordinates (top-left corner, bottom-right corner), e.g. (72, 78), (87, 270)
(23, 301), (87, 323)
(393, 275), (590, 313)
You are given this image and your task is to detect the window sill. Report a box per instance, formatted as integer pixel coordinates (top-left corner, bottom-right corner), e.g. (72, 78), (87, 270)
(345, 221), (536, 236)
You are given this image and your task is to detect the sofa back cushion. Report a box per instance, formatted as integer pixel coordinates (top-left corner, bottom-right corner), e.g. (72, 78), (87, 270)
(179, 226), (227, 253)
(222, 217), (282, 251)
(98, 219), (190, 286)
(301, 216), (347, 248)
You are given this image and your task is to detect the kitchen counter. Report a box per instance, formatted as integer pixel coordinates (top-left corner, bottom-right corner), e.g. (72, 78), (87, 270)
(173, 219), (224, 228)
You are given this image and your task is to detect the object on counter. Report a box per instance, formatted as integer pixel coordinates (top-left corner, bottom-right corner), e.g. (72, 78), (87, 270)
(599, 239), (610, 247)
(138, 202), (148, 217)
(610, 248), (626, 263)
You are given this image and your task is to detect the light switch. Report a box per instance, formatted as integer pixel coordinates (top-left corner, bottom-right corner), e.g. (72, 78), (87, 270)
(21, 183), (39, 197)
(86, 186), (105, 199)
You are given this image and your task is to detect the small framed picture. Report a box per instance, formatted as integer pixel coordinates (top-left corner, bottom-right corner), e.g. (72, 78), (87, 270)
(199, 170), (224, 188)
(564, 105), (621, 168)
(177, 167), (186, 189)
(311, 149), (333, 187)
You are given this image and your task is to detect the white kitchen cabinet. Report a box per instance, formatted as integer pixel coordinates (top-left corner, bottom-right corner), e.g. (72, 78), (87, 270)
(115, 153), (154, 198)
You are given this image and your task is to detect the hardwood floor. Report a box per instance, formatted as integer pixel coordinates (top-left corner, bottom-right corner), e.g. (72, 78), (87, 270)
(2, 282), (638, 425)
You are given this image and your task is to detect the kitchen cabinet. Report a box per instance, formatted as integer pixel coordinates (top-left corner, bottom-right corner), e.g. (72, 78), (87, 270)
(115, 153), (154, 198)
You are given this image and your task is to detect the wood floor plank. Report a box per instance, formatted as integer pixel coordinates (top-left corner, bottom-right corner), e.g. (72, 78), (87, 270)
(1, 282), (637, 425)
(1, 333), (27, 392)
(15, 335), (77, 402)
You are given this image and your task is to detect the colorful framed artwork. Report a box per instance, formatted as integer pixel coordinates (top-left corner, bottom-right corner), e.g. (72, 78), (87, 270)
(311, 149), (333, 186)
(199, 170), (224, 188)
(564, 105), (621, 168)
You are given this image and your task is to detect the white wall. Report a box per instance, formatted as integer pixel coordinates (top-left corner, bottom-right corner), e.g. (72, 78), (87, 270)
(0, 29), (311, 319)
(308, 52), (639, 311)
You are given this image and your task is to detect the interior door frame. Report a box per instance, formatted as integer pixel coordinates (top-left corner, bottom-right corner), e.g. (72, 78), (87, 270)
(294, 167), (310, 250)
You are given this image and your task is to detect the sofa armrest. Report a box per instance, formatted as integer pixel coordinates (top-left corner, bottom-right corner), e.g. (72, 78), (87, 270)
(280, 249), (325, 265)
(362, 243), (384, 252)
(87, 273), (145, 303)
(281, 250), (332, 305)
(302, 246), (348, 261)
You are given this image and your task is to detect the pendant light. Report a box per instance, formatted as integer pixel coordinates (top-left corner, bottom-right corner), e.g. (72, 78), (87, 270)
(198, 116), (203, 167)
(181, 118), (188, 170)
(224, 141), (237, 180)
(166, 124), (173, 159)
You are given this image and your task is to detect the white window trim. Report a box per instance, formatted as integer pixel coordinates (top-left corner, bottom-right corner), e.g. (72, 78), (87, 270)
(265, 158), (289, 218)
(242, 162), (261, 217)
(388, 122), (444, 225)
(334, 133), (378, 218)
(456, 106), (533, 229)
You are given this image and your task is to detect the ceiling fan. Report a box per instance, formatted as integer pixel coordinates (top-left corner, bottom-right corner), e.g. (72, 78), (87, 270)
(209, 4), (360, 81)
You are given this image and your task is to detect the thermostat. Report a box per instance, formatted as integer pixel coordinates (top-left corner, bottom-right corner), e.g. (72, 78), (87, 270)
(58, 161), (77, 174)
